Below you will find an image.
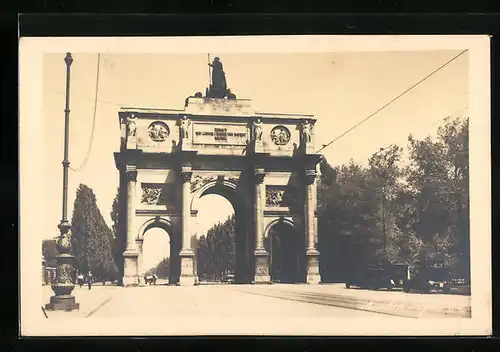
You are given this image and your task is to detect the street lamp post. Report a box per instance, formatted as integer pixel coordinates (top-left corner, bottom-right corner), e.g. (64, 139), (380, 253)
(45, 53), (79, 311)
(381, 184), (387, 253)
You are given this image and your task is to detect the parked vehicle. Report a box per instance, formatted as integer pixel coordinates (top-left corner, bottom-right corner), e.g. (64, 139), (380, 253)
(404, 260), (452, 293)
(346, 263), (409, 290)
(383, 263), (410, 290)
(221, 274), (235, 284)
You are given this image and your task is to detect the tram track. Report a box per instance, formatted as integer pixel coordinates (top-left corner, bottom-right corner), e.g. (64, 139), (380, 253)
(226, 285), (470, 318)
(228, 286), (412, 318)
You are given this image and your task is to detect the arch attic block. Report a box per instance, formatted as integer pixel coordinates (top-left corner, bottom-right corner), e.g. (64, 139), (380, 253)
(115, 97), (323, 286)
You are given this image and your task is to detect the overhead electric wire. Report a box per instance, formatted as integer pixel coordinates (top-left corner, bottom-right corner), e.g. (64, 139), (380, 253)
(373, 105), (469, 155)
(44, 88), (123, 107)
(316, 49), (469, 154)
(70, 53), (101, 172)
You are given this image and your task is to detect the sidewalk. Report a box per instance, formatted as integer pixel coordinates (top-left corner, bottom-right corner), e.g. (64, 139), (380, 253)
(243, 284), (471, 318)
(41, 284), (121, 319)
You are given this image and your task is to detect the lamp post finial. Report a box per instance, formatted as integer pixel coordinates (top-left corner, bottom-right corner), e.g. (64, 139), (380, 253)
(65, 53), (73, 66)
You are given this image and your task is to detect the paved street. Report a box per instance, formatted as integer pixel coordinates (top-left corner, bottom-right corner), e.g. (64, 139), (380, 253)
(88, 284), (381, 318)
(232, 283), (471, 318)
(41, 283), (471, 320)
(42, 284), (122, 319)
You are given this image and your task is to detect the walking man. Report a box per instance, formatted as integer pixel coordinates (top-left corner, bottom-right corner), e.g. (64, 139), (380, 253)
(77, 272), (84, 288)
(87, 270), (93, 290)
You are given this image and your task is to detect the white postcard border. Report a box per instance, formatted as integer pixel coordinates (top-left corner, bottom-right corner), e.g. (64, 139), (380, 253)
(19, 35), (491, 336)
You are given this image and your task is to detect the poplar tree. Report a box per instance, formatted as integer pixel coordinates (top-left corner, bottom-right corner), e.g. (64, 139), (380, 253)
(71, 184), (118, 281)
(110, 188), (126, 281)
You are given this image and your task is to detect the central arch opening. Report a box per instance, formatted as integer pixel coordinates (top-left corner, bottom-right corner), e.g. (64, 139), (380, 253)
(194, 188), (237, 284)
(139, 220), (180, 285)
(265, 221), (304, 284)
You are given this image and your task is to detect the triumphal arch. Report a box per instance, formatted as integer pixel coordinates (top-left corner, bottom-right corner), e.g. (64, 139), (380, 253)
(114, 59), (323, 286)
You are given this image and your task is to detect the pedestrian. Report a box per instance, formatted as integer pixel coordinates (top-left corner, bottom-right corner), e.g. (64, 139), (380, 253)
(77, 272), (84, 288)
(87, 270), (93, 290)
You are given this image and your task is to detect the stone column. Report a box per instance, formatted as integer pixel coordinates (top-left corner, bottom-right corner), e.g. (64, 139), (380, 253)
(179, 165), (197, 285)
(304, 169), (321, 284)
(253, 168), (271, 283)
(123, 166), (139, 287)
(137, 240), (144, 285)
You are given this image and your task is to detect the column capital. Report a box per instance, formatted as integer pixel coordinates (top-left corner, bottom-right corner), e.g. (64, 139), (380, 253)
(180, 164), (193, 183)
(254, 168), (266, 184)
(304, 169), (317, 185)
(124, 168), (137, 182)
(181, 171), (193, 183)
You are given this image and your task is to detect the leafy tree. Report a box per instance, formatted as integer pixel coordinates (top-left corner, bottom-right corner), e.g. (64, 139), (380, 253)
(318, 160), (380, 281)
(317, 116), (469, 282)
(405, 117), (469, 279)
(367, 144), (408, 264)
(71, 184), (118, 281)
(42, 239), (59, 267)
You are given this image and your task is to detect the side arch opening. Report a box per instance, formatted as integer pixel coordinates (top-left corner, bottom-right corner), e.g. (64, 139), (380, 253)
(137, 217), (180, 285)
(264, 219), (305, 284)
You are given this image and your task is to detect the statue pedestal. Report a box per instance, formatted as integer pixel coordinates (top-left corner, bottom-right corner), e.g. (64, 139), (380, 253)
(126, 136), (137, 150)
(254, 141), (265, 154)
(305, 143), (315, 155)
(181, 139), (194, 152)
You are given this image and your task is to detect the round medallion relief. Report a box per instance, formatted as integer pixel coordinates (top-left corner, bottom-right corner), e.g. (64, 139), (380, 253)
(270, 125), (291, 145)
(148, 121), (170, 142)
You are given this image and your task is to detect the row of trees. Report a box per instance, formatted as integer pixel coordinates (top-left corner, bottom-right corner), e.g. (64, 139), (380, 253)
(196, 214), (236, 281)
(145, 257), (170, 279)
(318, 117), (469, 282)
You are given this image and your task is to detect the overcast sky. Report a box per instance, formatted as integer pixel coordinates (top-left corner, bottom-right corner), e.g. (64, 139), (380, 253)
(42, 50), (468, 251)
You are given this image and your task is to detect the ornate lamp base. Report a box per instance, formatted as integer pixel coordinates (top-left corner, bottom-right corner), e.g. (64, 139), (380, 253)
(45, 223), (80, 311)
(45, 256), (80, 311)
(45, 294), (80, 311)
